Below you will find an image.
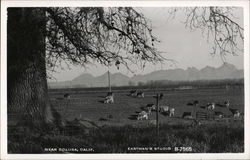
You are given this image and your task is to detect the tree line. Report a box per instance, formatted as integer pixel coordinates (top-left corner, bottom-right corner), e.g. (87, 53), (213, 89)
(49, 78), (244, 93)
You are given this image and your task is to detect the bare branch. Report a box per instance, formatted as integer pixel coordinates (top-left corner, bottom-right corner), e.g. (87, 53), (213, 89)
(169, 7), (244, 60)
(45, 7), (166, 72)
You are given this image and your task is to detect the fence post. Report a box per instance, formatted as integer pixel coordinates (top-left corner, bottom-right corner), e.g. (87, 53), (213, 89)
(194, 104), (197, 120)
(156, 94), (159, 146)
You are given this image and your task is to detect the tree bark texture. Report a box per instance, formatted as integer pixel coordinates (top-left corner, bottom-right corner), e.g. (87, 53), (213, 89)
(7, 8), (55, 128)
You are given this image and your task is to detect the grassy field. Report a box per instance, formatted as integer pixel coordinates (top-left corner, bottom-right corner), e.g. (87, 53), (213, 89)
(8, 87), (245, 153)
(49, 87), (244, 126)
(8, 121), (244, 153)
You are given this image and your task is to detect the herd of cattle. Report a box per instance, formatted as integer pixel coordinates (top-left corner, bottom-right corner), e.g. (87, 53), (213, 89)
(136, 100), (242, 121)
(63, 89), (243, 122)
(101, 89), (243, 121)
(103, 89), (144, 103)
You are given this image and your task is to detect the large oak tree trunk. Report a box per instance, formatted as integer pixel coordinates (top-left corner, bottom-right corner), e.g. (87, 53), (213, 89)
(7, 8), (57, 128)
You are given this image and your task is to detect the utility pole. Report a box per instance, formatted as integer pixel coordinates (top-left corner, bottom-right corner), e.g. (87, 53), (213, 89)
(108, 70), (111, 92)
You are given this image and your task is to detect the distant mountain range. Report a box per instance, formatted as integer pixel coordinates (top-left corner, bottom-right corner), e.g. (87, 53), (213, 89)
(48, 63), (243, 88)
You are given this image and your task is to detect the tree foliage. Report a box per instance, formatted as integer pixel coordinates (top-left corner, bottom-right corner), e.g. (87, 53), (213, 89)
(45, 7), (164, 73)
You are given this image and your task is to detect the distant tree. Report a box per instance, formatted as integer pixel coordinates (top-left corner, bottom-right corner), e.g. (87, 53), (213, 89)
(128, 81), (136, 86)
(137, 81), (145, 87)
(8, 7), (163, 128)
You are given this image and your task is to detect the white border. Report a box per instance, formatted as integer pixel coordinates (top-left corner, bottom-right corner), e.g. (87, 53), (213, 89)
(1, 1), (249, 160)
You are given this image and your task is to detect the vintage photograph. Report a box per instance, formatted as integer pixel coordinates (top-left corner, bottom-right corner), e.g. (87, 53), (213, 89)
(1, 0), (249, 158)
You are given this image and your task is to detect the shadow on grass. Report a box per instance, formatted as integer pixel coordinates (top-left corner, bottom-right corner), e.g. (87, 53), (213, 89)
(160, 112), (169, 116)
(128, 114), (138, 120)
(98, 100), (105, 103)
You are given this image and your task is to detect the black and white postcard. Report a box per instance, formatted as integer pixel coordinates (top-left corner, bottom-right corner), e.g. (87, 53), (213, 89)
(1, 0), (249, 159)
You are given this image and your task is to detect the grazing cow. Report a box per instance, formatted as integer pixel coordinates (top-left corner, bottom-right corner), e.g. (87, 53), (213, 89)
(187, 100), (199, 106)
(225, 100), (230, 108)
(64, 93), (70, 99)
(193, 100), (199, 106)
(130, 90), (137, 97)
(229, 108), (241, 119)
(104, 95), (114, 104)
(159, 106), (170, 113)
(169, 108), (175, 117)
(137, 91), (145, 98)
(229, 108), (239, 115)
(137, 111), (149, 120)
(215, 111), (224, 118)
(147, 107), (152, 116)
(233, 111), (241, 119)
(207, 103), (215, 110)
(146, 103), (156, 111)
(159, 93), (164, 100)
(240, 113), (244, 120)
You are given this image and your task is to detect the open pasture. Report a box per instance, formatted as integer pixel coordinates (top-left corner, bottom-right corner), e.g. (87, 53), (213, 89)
(49, 87), (244, 126)
(8, 87), (245, 154)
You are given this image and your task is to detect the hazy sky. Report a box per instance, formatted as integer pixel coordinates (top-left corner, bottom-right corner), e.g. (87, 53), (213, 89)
(48, 7), (244, 82)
